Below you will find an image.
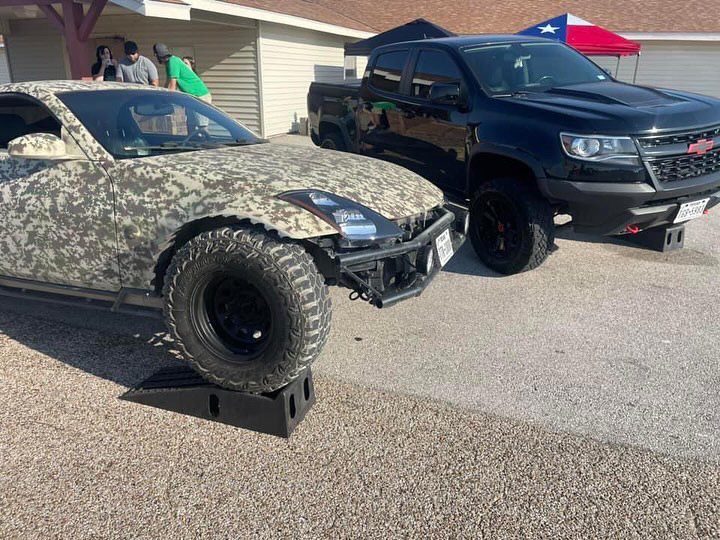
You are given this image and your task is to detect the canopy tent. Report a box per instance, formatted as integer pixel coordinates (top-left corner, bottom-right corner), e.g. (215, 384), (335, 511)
(345, 18), (455, 56)
(517, 13), (641, 81)
(517, 13), (641, 56)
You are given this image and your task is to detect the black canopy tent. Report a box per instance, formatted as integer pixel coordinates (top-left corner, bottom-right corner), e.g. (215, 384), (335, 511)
(344, 18), (456, 56)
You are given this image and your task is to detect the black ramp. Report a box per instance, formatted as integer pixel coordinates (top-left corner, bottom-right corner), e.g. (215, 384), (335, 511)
(120, 366), (315, 438)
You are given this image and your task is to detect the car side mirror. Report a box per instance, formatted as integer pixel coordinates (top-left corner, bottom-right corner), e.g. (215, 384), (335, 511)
(429, 82), (462, 106)
(8, 133), (81, 161)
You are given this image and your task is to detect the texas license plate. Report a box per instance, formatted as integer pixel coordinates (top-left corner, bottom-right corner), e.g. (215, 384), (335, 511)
(434, 229), (454, 267)
(674, 198), (709, 224)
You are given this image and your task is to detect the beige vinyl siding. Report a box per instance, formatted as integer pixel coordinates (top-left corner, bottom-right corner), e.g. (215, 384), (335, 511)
(0, 48), (10, 84)
(592, 41), (720, 98)
(259, 22), (347, 136)
(4, 18), (66, 82)
(91, 14), (261, 133)
(4, 14), (261, 133)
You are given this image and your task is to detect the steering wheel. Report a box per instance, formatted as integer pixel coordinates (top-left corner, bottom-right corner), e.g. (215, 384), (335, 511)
(536, 75), (557, 86)
(178, 127), (210, 146)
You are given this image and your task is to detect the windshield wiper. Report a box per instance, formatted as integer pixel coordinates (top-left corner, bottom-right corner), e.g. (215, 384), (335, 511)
(220, 138), (269, 146)
(494, 90), (532, 98)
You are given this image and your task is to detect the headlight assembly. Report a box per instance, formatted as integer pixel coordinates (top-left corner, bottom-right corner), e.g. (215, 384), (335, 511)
(278, 190), (404, 246)
(560, 133), (639, 165)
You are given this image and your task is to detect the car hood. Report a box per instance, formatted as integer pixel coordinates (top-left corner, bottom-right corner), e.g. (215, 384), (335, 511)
(133, 142), (444, 221)
(506, 81), (720, 134)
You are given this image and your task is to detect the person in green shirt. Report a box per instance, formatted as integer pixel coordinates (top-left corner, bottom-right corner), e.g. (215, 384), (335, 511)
(153, 43), (212, 134)
(153, 43), (211, 103)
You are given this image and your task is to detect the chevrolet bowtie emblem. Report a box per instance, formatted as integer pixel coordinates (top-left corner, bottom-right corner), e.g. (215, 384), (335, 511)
(688, 138), (714, 155)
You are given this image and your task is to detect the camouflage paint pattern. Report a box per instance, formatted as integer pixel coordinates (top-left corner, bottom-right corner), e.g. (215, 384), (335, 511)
(8, 132), (67, 159)
(0, 82), (444, 291)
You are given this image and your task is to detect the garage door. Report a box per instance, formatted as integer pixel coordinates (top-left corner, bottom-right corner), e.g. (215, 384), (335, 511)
(0, 48), (10, 84)
(593, 41), (720, 98)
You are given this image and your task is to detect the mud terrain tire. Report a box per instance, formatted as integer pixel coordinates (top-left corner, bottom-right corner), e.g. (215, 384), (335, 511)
(163, 226), (331, 393)
(469, 177), (554, 275)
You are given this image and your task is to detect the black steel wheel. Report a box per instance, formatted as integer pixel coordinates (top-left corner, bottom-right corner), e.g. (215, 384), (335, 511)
(163, 226), (331, 393)
(469, 177), (554, 275)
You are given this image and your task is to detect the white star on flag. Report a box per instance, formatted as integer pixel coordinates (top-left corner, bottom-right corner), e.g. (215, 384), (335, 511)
(537, 24), (560, 34)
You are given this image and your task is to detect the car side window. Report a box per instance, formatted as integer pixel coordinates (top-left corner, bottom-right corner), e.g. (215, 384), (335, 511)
(0, 96), (62, 149)
(411, 50), (464, 99)
(369, 50), (409, 94)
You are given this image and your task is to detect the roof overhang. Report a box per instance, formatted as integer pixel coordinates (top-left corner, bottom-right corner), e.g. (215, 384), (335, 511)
(110, 0), (191, 20)
(108, 0), (375, 38)
(189, 0), (374, 38)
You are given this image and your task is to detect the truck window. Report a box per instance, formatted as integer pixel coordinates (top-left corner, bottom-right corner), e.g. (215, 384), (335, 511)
(369, 51), (409, 94)
(411, 50), (463, 99)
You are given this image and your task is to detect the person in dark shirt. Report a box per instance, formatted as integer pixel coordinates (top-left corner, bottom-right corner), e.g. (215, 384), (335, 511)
(91, 45), (118, 82)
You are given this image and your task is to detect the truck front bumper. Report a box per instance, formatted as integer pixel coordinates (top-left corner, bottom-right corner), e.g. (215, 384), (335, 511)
(539, 173), (720, 235)
(334, 206), (467, 308)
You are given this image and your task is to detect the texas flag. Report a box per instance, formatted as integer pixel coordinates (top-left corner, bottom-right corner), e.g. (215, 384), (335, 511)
(517, 13), (641, 56)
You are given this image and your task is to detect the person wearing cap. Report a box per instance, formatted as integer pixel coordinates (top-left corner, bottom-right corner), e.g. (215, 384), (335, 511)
(153, 43), (211, 103)
(117, 41), (159, 86)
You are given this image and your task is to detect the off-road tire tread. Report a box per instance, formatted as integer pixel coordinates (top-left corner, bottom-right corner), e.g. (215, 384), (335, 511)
(470, 177), (554, 274)
(163, 225), (331, 393)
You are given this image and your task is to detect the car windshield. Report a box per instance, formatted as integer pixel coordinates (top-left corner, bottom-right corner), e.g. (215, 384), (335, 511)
(58, 90), (265, 159)
(461, 41), (610, 96)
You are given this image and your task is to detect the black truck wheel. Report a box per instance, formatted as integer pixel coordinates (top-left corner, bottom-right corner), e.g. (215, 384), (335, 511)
(469, 177), (554, 275)
(163, 226), (331, 393)
(319, 131), (346, 151)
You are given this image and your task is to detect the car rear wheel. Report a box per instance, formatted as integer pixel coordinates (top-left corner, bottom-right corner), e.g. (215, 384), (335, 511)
(163, 226), (331, 393)
(469, 177), (554, 275)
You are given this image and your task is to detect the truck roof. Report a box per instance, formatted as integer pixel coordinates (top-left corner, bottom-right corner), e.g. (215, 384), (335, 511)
(374, 34), (551, 53)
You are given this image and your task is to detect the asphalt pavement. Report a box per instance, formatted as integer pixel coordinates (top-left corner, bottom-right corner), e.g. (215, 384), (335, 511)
(0, 134), (718, 537)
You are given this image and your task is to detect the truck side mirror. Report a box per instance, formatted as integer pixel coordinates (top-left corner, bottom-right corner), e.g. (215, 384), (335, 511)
(429, 82), (462, 107)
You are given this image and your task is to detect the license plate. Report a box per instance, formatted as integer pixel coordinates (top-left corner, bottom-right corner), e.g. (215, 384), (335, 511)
(434, 229), (454, 268)
(674, 198), (709, 224)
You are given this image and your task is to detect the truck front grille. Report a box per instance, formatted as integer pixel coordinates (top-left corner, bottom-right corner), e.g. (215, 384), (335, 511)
(638, 125), (720, 148)
(649, 147), (720, 183)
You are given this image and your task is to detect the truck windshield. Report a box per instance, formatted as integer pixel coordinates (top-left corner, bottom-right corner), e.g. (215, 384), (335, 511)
(58, 90), (264, 159)
(461, 41), (610, 96)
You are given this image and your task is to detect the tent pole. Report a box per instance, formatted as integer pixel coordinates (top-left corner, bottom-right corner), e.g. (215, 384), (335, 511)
(615, 56), (621, 78)
(632, 52), (641, 84)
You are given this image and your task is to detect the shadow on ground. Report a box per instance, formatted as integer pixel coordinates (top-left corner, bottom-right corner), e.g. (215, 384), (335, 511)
(0, 299), (177, 388)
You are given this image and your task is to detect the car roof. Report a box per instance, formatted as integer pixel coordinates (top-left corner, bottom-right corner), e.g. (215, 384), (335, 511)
(0, 81), (169, 95)
(374, 34), (552, 53)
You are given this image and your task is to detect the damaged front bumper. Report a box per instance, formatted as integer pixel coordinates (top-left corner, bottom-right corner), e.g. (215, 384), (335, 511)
(334, 206), (467, 308)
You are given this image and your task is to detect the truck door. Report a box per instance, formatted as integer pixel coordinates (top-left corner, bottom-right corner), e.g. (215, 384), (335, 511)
(357, 49), (415, 169)
(399, 49), (469, 194)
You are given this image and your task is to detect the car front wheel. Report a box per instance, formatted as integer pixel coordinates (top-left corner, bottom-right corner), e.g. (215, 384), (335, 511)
(163, 226), (331, 393)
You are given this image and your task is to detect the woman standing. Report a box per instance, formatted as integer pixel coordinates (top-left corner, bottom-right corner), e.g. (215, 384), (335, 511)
(91, 45), (119, 82)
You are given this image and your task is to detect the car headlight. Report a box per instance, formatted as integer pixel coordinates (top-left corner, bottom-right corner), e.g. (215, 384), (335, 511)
(277, 190), (404, 246)
(560, 133), (639, 164)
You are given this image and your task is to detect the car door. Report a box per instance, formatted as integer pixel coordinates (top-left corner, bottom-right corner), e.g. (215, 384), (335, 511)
(399, 49), (469, 194)
(0, 93), (120, 290)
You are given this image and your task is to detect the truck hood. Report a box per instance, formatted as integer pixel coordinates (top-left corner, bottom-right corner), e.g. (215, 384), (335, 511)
(507, 81), (720, 134)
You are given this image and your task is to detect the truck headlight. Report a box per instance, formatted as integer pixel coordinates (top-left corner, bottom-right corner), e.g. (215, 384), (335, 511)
(278, 190), (404, 246)
(560, 133), (639, 164)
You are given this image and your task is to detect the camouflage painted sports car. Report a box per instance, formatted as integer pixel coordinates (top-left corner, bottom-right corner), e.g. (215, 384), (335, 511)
(0, 82), (465, 392)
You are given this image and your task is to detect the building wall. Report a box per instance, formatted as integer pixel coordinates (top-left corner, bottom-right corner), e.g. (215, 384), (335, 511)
(592, 41), (720, 98)
(4, 14), (262, 133)
(259, 21), (348, 136)
(4, 18), (66, 82)
(0, 48), (10, 84)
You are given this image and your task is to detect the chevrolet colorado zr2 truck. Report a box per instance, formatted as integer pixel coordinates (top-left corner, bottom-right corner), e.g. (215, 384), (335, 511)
(309, 35), (720, 274)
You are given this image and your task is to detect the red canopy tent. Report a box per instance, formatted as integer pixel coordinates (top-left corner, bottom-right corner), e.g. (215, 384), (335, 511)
(517, 13), (642, 81)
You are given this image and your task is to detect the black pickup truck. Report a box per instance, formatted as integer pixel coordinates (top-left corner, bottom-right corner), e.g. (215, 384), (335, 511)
(308, 35), (720, 274)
